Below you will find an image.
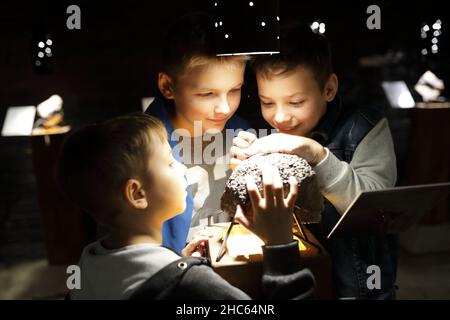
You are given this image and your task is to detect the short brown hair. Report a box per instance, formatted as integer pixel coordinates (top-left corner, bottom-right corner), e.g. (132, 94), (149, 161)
(253, 22), (333, 90)
(57, 113), (167, 225)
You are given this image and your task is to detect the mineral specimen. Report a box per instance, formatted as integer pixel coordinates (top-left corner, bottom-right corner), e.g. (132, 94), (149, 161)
(221, 153), (324, 223)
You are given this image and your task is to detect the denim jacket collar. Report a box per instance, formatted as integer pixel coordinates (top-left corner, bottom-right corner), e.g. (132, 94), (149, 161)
(310, 96), (343, 145)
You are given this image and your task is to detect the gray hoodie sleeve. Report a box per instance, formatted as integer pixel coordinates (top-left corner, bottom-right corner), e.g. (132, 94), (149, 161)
(313, 118), (397, 214)
(178, 241), (315, 300)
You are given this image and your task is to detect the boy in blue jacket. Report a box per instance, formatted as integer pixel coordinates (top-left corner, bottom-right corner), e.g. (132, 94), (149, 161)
(145, 13), (250, 253)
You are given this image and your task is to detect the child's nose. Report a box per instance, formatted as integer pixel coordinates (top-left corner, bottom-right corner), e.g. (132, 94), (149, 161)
(214, 97), (231, 116)
(273, 108), (290, 124)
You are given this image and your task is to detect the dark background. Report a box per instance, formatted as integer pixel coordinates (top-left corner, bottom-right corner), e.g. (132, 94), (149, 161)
(0, 0), (449, 262)
(1, 0), (448, 125)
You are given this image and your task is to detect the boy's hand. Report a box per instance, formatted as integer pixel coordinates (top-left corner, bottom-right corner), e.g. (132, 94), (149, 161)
(243, 133), (327, 167)
(230, 131), (258, 169)
(234, 164), (298, 246)
(182, 233), (211, 257)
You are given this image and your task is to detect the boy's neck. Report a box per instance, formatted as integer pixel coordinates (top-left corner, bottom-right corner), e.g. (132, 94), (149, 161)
(102, 226), (162, 250)
(171, 113), (202, 138)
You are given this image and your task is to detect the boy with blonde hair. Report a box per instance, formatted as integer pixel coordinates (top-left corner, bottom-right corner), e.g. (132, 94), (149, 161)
(145, 13), (251, 253)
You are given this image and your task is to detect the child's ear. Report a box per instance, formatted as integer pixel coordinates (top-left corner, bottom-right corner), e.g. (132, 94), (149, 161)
(124, 179), (148, 210)
(158, 72), (175, 100)
(323, 73), (339, 102)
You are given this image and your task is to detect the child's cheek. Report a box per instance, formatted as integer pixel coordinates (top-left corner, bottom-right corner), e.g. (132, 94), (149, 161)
(261, 109), (273, 123)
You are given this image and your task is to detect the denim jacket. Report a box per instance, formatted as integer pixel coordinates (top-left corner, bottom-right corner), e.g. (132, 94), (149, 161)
(310, 98), (398, 299)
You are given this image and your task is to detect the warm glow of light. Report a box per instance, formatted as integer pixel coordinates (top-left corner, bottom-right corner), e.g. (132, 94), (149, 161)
(397, 91), (415, 109)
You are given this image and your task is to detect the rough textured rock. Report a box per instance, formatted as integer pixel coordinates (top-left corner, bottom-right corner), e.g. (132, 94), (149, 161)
(221, 153), (324, 223)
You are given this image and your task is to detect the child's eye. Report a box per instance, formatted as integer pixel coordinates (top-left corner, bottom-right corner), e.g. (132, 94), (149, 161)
(230, 88), (241, 94)
(197, 92), (213, 97)
(260, 101), (273, 107)
(290, 100), (305, 106)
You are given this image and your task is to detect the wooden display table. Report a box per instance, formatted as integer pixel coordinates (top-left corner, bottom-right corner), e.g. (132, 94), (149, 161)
(207, 222), (333, 299)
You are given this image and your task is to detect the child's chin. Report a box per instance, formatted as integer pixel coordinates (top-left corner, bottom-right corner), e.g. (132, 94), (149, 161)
(174, 203), (187, 216)
(204, 126), (223, 134)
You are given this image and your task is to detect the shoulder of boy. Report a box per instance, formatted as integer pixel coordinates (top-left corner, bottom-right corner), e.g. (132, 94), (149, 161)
(345, 104), (384, 127)
(129, 256), (210, 300)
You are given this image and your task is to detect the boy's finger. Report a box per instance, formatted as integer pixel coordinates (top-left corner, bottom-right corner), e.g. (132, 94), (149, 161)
(234, 205), (250, 229)
(230, 146), (248, 160)
(260, 145), (283, 155)
(244, 147), (258, 157)
(286, 176), (299, 208)
(238, 131), (257, 144)
(233, 136), (252, 149)
(244, 138), (264, 156)
(251, 136), (279, 154)
(245, 176), (261, 213)
(260, 163), (275, 205)
(272, 166), (285, 207)
(187, 238), (208, 252)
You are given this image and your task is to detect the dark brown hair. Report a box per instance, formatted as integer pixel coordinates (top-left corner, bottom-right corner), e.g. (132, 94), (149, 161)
(253, 22), (333, 90)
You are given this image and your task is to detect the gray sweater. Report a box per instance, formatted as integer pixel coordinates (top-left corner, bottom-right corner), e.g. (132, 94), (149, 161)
(141, 241), (316, 300)
(70, 240), (315, 300)
(314, 118), (397, 214)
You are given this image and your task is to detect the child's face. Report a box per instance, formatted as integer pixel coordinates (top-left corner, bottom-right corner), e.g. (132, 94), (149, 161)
(170, 62), (245, 136)
(146, 141), (188, 220)
(256, 66), (336, 137)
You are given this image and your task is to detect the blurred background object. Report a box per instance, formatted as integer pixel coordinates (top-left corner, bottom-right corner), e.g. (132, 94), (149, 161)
(36, 95), (63, 126)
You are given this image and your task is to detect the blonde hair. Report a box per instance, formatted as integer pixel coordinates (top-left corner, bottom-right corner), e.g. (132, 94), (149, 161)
(173, 55), (251, 82)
